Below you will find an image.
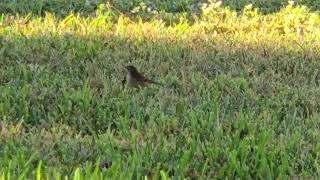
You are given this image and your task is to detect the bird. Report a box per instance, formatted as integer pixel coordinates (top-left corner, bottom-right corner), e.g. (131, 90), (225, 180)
(122, 65), (160, 88)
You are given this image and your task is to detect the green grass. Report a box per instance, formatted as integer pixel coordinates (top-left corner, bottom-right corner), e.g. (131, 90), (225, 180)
(1, 1), (320, 179)
(0, 0), (319, 17)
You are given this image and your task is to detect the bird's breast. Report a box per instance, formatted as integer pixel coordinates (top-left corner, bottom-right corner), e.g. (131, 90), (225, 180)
(126, 73), (137, 87)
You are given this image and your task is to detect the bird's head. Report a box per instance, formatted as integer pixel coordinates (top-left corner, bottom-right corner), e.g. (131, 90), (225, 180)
(125, 65), (138, 74)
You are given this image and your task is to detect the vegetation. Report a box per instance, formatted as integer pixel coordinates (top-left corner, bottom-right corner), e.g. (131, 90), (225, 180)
(1, 0), (320, 179)
(0, 0), (320, 16)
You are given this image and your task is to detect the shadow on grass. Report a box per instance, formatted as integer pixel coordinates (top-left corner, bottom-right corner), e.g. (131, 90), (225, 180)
(1, 30), (320, 133)
(1, 28), (320, 178)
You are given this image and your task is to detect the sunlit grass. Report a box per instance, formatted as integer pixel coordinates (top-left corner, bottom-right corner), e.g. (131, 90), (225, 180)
(1, 1), (320, 179)
(1, 2), (320, 54)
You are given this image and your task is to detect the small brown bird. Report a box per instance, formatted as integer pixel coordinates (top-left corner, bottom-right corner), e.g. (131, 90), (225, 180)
(123, 65), (160, 88)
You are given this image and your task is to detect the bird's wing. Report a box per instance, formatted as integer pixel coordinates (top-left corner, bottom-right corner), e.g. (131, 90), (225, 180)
(136, 73), (160, 85)
(136, 74), (148, 81)
(139, 76), (160, 85)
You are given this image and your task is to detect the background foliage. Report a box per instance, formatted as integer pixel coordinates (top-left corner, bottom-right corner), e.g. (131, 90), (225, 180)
(0, 0), (320, 16)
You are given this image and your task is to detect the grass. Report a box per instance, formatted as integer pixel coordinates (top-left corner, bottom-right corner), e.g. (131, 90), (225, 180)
(1, 0), (320, 179)
(0, 0), (319, 17)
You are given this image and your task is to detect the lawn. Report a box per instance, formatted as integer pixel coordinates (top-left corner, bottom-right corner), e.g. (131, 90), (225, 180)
(0, 0), (320, 179)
